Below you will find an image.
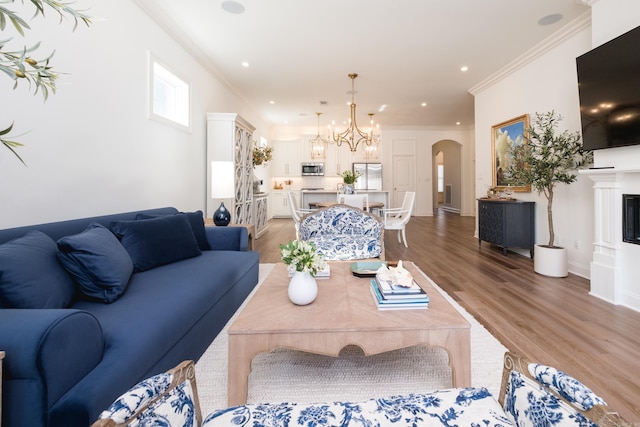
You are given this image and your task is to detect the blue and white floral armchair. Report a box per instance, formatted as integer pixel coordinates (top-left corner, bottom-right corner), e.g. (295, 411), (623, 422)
(93, 353), (632, 427)
(298, 204), (385, 261)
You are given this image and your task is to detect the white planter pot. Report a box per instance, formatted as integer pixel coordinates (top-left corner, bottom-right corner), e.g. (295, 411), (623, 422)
(288, 271), (318, 305)
(534, 245), (568, 277)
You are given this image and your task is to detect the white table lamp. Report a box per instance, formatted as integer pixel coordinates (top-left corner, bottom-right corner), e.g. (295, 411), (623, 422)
(211, 161), (235, 226)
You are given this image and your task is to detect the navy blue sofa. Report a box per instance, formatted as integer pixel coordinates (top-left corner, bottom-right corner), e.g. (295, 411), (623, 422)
(0, 207), (259, 427)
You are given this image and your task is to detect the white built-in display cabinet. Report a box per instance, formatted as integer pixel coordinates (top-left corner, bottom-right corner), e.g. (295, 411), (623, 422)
(206, 113), (255, 225)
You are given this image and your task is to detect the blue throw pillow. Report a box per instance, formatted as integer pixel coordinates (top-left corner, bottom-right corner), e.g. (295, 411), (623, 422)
(0, 230), (76, 308)
(57, 223), (134, 303)
(110, 214), (201, 272)
(136, 211), (211, 251)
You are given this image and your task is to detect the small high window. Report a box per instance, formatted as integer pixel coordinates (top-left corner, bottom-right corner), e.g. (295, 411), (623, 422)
(149, 54), (191, 131)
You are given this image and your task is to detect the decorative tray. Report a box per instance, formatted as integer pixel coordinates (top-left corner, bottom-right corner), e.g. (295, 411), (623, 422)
(351, 261), (387, 277)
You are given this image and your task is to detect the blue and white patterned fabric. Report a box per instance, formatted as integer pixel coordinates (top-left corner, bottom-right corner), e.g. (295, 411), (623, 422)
(99, 373), (198, 427)
(100, 373), (173, 423)
(503, 370), (597, 427)
(202, 387), (513, 427)
(298, 205), (383, 261)
(527, 364), (606, 411)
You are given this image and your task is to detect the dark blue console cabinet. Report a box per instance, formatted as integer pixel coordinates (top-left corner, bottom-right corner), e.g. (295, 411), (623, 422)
(478, 199), (535, 258)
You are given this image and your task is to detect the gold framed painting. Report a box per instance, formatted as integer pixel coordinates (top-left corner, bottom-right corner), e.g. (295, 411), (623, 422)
(491, 114), (531, 192)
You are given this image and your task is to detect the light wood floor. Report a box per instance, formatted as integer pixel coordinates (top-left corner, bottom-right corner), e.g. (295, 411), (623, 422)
(254, 211), (640, 423)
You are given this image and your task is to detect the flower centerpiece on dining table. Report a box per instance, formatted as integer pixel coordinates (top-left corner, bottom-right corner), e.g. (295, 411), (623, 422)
(339, 169), (361, 194)
(279, 240), (327, 305)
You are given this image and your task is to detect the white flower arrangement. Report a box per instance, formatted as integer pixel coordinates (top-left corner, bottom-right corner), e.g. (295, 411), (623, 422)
(279, 240), (327, 277)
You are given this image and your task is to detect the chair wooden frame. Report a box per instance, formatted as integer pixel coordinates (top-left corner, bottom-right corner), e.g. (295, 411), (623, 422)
(498, 352), (633, 427)
(92, 360), (202, 427)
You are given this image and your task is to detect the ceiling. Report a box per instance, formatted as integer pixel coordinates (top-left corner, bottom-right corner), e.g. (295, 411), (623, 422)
(136, 0), (590, 131)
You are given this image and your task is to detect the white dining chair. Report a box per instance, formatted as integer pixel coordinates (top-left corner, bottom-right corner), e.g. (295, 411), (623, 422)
(288, 191), (314, 239)
(338, 194), (369, 211)
(380, 191), (415, 247)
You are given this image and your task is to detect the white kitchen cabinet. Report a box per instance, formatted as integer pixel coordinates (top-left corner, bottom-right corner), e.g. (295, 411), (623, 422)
(272, 140), (301, 177)
(326, 144), (355, 177)
(270, 191), (291, 217)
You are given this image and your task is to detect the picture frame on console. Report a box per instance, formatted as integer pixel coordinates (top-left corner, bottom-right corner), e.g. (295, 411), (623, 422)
(491, 114), (531, 192)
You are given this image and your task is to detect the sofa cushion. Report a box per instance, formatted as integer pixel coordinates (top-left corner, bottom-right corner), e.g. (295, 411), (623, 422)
(110, 214), (201, 272)
(57, 223), (134, 303)
(136, 211), (210, 251)
(0, 230), (76, 308)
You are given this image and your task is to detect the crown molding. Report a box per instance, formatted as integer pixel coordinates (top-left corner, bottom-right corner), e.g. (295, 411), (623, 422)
(469, 10), (591, 95)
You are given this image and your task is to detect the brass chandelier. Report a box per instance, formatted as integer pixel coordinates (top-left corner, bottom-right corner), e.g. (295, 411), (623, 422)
(332, 73), (380, 153)
(309, 112), (328, 159)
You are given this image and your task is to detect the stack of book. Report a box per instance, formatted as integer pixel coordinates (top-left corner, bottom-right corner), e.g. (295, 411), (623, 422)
(369, 276), (429, 310)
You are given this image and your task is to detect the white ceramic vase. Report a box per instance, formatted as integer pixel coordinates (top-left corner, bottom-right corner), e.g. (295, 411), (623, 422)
(534, 244), (568, 277)
(288, 271), (318, 305)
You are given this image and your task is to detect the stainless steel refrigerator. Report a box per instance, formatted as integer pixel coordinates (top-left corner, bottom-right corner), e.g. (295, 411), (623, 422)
(353, 163), (382, 190)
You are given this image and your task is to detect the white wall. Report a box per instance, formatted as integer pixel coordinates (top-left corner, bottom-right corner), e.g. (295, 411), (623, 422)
(376, 127), (475, 217)
(472, 17), (594, 277)
(0, 1), (269, 228)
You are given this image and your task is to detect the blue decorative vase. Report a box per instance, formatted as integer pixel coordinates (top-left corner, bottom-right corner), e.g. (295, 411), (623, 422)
(344, 184), (355, 194)
(213, 202), (231, 226)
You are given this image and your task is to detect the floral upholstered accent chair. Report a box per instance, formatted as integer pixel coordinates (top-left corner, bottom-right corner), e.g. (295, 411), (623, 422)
(498, 352), (632, 427)
(298, 204), (384, 261)
(202, 387), (511, 427)
(92, 360), (201, 427)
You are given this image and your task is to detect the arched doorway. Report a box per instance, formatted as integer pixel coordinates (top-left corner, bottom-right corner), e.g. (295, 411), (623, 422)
(432, 140), (462, 214)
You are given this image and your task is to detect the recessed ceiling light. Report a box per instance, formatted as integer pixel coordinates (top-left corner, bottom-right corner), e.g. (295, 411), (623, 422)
(241, 61), (249, 68)
(460, 66), (469, 72)
(538, 13), (563, 26)
(421, 102), (427, 107)
(269, 100), (275, 104)
(456, 122), (461, 126)
(221, 1), (245, 14)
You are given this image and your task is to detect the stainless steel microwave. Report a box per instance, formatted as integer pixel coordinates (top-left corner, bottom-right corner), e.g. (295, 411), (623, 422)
(301, 162), (324, 176)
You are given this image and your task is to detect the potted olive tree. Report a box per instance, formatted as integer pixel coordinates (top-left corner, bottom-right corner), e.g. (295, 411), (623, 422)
(506, 111), (592, 277)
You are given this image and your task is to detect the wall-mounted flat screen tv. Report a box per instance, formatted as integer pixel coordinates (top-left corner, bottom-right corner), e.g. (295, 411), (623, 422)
(576, 25), (640, 150)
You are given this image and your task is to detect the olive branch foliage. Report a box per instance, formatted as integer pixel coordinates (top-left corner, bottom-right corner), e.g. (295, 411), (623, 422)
(505, 111), (593, 247)
(0, 0), (92, 165)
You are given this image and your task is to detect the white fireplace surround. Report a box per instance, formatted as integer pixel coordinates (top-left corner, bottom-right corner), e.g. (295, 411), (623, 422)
(580, 167), (640, 312)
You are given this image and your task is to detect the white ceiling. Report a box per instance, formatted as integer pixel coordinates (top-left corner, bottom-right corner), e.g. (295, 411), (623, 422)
(136, 0), (590, 130)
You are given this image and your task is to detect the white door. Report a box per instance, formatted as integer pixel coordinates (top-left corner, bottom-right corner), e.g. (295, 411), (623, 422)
(393, 155), (415, 207)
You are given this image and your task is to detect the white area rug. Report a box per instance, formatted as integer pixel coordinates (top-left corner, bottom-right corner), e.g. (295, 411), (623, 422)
(196, 264), (508, 415)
